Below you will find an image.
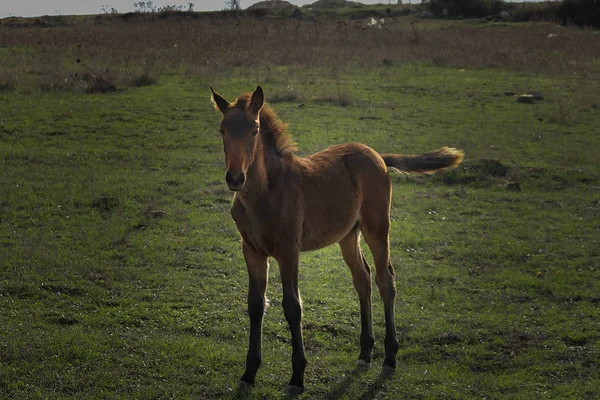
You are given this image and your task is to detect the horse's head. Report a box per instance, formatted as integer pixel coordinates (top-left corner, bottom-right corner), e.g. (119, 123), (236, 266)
(210, 86), (264, 191)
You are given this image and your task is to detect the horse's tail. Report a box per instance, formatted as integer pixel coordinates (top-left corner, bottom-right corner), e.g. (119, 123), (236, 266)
(381, 147), (464, 175)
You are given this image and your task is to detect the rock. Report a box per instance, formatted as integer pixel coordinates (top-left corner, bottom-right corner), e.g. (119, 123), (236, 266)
(517, 94), (536, 104)
(367, 17), (384, 28)
(92, 196), (120, 211)
(500, 10), (511, 20)
(442, 8), (450, 17)
(506, 181), (521, 191)
(147, 210), (167, 218)
(527, 90), (544, 100)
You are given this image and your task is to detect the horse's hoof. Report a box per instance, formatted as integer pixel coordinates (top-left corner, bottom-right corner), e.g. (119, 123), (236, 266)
(287, 385), (304, 396)
(381, 365), (395, 377)
(238, 380), (252, 391)
(356, 359), (371, 369)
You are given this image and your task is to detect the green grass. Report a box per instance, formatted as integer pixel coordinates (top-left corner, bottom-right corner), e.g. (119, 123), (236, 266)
(1, 62), (598, 399)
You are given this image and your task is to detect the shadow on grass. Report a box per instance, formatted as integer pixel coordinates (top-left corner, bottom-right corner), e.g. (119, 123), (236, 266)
(324, 365), (392, 400)
(232, 384), (252, 400)
(356, 374), (392, 400)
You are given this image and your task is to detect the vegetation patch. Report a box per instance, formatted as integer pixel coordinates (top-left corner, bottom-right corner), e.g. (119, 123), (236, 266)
(0, 8), (598, 400)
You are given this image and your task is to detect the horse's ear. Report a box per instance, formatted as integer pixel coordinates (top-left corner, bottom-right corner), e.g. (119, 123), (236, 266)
(210, 87), (230, 114)
(249, 86), (264, 115)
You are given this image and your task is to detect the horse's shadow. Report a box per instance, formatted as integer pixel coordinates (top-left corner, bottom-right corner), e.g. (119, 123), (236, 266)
(231, 366), (391, 399)
(324, 366), (391, 400)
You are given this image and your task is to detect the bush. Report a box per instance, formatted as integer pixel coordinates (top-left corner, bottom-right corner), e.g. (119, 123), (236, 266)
(129, 71), (157, 87)
(425, 0), (599, 26)
(558, 0), (600, 27)
(510, 2), (561, 23)
(424, 0), (507, 18)
(0, 71), (16, 92)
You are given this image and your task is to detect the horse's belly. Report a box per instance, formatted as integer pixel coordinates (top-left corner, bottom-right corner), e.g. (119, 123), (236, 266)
(299, 230), (349, 252)
(299, 205), (358, 252)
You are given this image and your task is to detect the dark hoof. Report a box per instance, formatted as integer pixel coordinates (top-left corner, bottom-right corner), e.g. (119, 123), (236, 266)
(238, 380), (252, 391)
(287, 385), (304, 396)
(356, 359), (371, 369)
(381, 365), (395, 377)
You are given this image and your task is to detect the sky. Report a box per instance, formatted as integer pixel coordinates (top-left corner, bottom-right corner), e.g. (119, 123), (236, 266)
(0, 0), (541, 18)
(1, 0), (412, 18)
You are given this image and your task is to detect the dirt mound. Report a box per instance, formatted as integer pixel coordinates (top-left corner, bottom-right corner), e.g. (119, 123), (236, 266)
(248, 0), (299, 13)
(304, 0), (364, 9)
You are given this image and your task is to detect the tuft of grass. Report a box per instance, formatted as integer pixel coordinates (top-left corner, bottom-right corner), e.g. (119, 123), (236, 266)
(432, 158), (512, 187)
(82, 72), (117, 93)
(268, 86), (301, 103)
(316, 92), (353, 107)
(129, 71), (158, 87)
(0, 70), (17, 92)
(36, 70), (117, 93)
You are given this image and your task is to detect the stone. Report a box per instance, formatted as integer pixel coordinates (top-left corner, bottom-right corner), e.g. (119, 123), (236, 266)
(517, 94), (536, 104)
(527, 90), (544, 100)
(506, 181), (521, 192)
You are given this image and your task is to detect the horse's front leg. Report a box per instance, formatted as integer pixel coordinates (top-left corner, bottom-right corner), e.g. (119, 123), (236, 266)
(239, 242), (269, 389)
(275, 251), (307, 393)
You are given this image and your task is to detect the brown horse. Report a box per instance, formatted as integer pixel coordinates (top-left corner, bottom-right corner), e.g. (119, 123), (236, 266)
(210, 86), (463, 393)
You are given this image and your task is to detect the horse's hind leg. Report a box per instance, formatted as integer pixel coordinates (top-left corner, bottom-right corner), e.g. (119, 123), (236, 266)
(339, 226), (375, 366)
(360, 191), (399, 374)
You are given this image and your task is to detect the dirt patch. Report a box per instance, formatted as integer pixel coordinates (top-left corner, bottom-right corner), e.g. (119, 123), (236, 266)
(432, 158), (512, 187)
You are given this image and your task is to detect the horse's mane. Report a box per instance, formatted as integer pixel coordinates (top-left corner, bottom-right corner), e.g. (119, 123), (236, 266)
(235, 93), (297, 156)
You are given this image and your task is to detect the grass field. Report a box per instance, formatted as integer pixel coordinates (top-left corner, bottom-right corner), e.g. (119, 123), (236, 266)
(1, 9), (599, 400)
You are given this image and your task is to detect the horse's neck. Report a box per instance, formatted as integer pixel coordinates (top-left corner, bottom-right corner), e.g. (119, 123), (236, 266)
(243, 141), (290, 199)
(243, 143), (272, 197)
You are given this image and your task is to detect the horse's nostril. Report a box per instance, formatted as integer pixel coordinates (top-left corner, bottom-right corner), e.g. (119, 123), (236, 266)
(226, 171), (245, 189)
(225, 171), (235, 184)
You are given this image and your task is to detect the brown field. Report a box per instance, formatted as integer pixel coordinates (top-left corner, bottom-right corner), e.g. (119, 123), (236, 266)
(1, 11), (599, 92)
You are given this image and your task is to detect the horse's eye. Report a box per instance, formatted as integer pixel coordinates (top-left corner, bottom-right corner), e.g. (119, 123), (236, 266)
(252, 129), (259, 137)
(220, 129), (225, 136)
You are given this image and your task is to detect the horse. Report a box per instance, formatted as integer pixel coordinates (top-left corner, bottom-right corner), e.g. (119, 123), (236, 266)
(210, 86), (464, 393)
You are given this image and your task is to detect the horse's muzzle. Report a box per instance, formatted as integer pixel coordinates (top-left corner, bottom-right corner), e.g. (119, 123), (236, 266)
(226, 170), (246, 191)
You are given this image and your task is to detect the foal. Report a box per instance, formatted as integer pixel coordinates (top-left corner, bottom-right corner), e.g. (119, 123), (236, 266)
(210, 86), (463, 392)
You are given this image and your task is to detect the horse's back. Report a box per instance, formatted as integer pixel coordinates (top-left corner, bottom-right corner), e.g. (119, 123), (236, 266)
(297, 143), (391, 251)
(305, 142), (391, 202)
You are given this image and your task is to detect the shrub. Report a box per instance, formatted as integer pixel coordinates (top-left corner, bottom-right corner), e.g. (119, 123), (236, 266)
(269, 86), (301, 103)
(0, 71), (16, 92)
(424, 0), (507, 18)
(510, 2), (561, 23)
(129, 71), (157, 87)
(316, 93), (352, 107)
(38, 72), (80, 92)
(558, 0), (600, 27)
(81, 72), (117, 93)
